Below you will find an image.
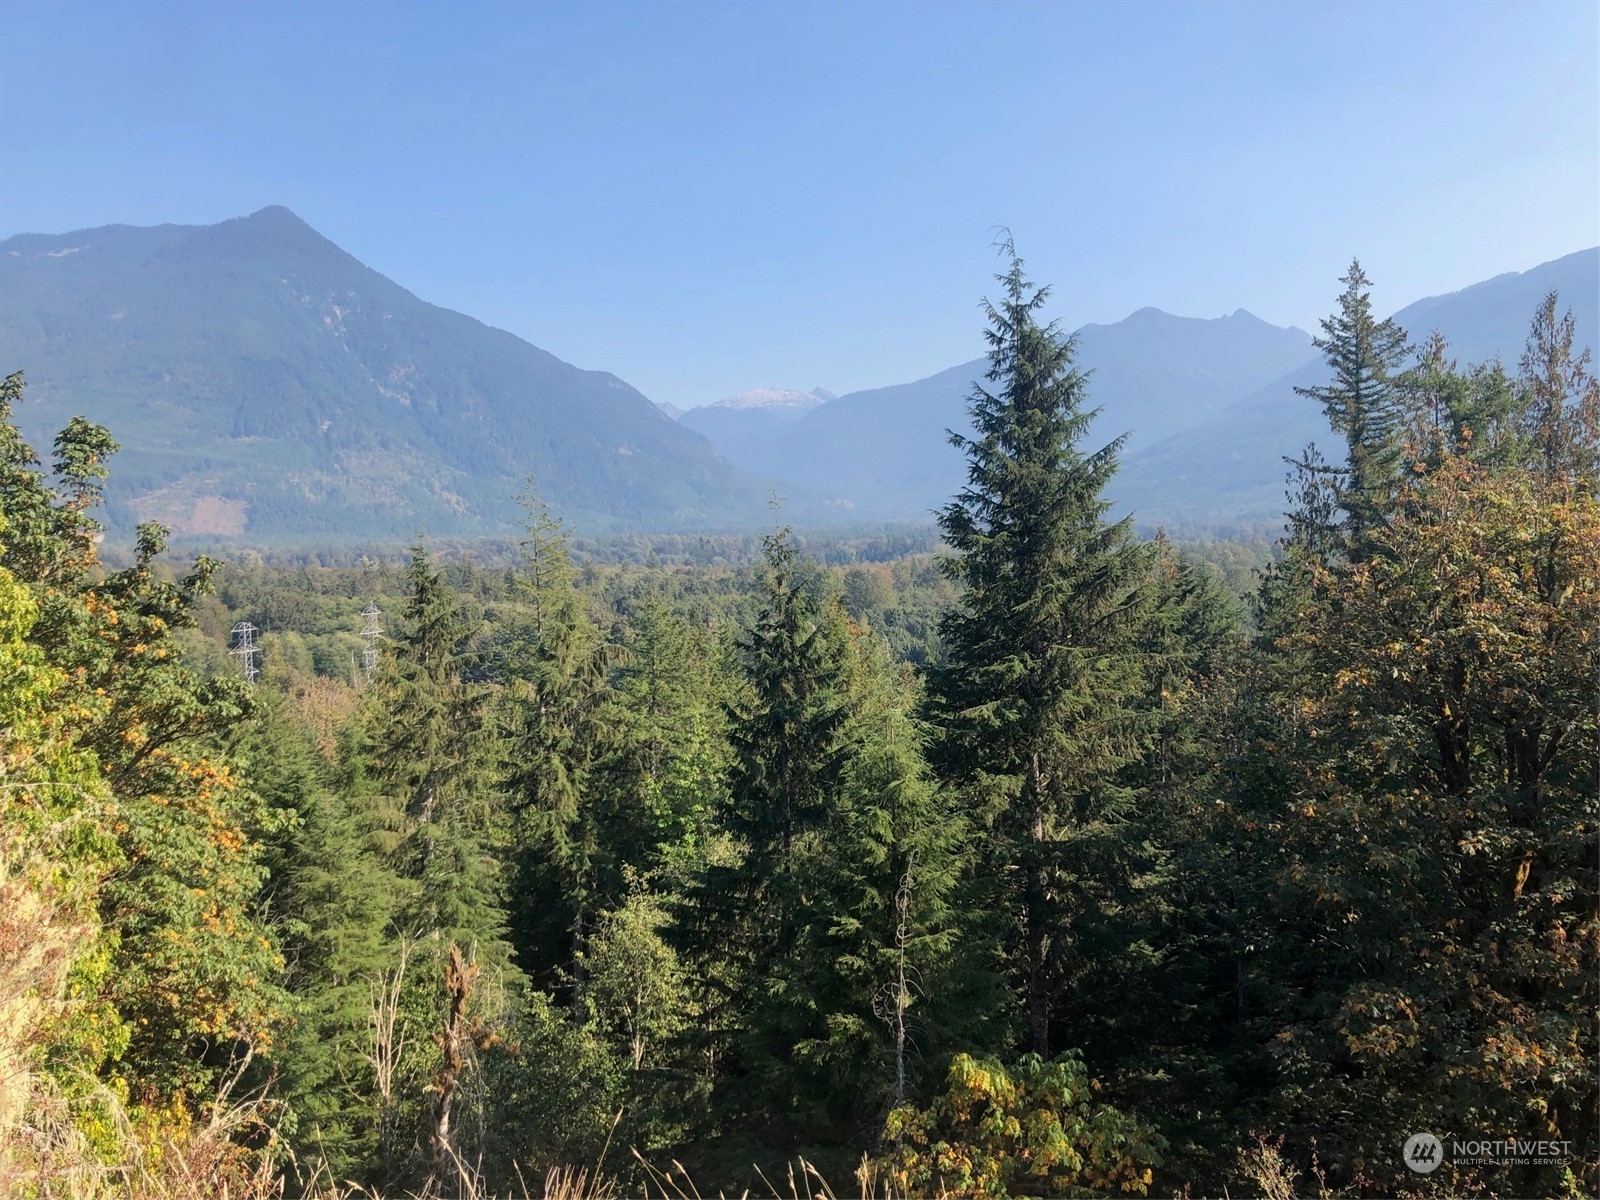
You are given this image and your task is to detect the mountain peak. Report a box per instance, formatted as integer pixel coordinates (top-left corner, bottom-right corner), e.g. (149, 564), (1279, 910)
(240, 204), (312, 227)
(706, 387), (829, 416)
(0, 209), (760, 537)
(223, 204), (328, 245)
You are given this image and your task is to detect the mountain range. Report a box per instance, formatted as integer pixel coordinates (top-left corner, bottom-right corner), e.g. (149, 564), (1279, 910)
(677, 250), (1597, 529)
(1, 207), (1593, 542)
(679, 386), (836, 469)
(0, 207), (761, 539)
(704, 386), (835, 415)
(695, 307), (1318, 518)
(1116, 248), (1599, 528)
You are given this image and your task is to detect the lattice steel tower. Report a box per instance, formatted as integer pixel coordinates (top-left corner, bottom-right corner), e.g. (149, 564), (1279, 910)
(360, 603), (384, 679)
(230, 621), (261, 685)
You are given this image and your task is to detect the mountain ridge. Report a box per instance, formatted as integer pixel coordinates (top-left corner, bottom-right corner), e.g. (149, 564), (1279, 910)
(695, 304), (1318, 517)
(1116, 247), (1600, 529)
(0, 206), (766, 540)
(4, 208), (1591, 541)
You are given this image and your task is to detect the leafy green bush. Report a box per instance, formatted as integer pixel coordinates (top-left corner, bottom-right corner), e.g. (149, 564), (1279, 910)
(875, 1053), (1164, 1197)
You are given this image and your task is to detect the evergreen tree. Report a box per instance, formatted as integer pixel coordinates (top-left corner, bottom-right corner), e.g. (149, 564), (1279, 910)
(500, 489), (619, 995)
(727, 526), (848, 861)
(1291, 260), (1410, 556)
(693, 524), (850, 1135)
(795, 629), (981, 1138)
(357, 546), (514, 1193)
(1516, 289), (1600, 486)
(243, 689), (401, 1188)
(927, 238), (1150, 1057)
(607, 591), (733, 868)
(1088, 544), (1269, 1188)
(1398, 331), (1523, 472)
(369, 545), (505, 957)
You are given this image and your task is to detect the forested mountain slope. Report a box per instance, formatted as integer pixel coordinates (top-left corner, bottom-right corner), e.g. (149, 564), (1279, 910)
(690, 250), (1597, 529)
(0, 207), (764, 539)
(3, 208), (1591, 541)
(1119, 247), (1600, 527)
(698, 307), (1314, 516)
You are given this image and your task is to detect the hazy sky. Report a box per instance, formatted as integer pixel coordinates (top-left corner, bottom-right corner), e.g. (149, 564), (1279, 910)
(4, 0), (1596, 407)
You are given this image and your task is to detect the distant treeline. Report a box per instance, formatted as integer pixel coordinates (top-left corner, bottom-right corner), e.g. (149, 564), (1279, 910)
(138, 521), (950, 570)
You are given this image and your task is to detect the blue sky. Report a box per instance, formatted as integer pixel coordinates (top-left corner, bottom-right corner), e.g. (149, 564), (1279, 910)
(4, 0), (1596, 408)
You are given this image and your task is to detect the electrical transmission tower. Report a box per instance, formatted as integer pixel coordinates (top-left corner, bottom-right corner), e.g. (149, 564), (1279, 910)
(230, 621), (261, 685)
(360, 603), (384, 679)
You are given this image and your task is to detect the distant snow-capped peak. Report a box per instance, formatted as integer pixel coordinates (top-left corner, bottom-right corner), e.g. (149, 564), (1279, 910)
(708, 386), (832, 413)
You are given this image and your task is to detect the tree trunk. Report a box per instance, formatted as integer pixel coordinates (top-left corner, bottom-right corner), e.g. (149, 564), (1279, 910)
(425, 943), (479, 1199)
(1024, 752), (1051, 1057)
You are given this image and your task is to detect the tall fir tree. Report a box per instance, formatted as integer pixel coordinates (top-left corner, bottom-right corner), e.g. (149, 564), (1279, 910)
(1086, 544), (1270, 1188)
(368, 545), (506, 956)
(794, 627), (983, 1142)
(242, 688), (402, 1189)
(606, 591), (733, 868)
(1515, 289), (1600, 486)
(927, 239), (1151, 1058)
(694, 524), (850, 1137)
(356, 545), (518, 1194)
(1291, 260), (1410, 557)
(500, 488), (620, 996)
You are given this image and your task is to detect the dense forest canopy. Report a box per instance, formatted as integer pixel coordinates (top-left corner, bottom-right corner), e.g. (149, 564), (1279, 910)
(1, 250), (1596, 1199)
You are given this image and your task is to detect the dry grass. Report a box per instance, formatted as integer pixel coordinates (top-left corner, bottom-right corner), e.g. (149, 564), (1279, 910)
(625, 1149), (933, 1200)
(0, 1055), (287, 1200)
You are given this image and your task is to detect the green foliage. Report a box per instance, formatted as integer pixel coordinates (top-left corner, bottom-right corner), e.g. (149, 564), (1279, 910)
(1, 371), (288, 1163)
(607, 591), (733, 861)
(795, 629), (992, 1139)
(875, 1052), (1164, 1197)
(578, 886), (704, 1157)
(0, 507), (125, 1124)
(928, 239), (1152, 1057)
(691, 525), (853, 1133)
(243, 688), (402, 1184)
(478, 992), (626, 1179)
(5, 257), (1597, 1199)
(1259, 452), (1599, 1194)
(368, 545), (505, 954)
(500, 489), (625, 994)
(1291, 259), (1411, 557)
